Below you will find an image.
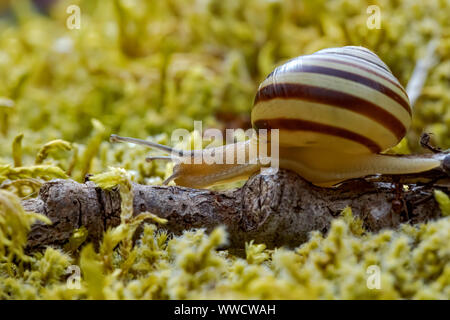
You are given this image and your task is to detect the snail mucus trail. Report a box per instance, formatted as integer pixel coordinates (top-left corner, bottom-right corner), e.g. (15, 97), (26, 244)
(110, 46), (446, 189)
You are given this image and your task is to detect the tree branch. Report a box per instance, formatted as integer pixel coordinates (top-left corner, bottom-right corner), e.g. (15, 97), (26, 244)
(22, 165), (449, 252)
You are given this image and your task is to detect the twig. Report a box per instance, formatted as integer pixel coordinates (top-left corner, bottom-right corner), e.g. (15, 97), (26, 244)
(23, 165), (449, 252)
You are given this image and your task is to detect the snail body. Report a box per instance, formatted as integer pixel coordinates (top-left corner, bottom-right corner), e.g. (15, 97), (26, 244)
(111, 46), (442, 188)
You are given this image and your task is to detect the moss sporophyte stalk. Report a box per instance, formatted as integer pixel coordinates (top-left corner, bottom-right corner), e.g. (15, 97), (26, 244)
(0, 0), (449, 299)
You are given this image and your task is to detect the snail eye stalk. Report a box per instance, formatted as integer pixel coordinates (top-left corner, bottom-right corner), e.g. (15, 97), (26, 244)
(110, 134), (188, 156)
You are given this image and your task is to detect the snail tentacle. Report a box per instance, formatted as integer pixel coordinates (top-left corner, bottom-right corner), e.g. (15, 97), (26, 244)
(110, 134), (189, 157)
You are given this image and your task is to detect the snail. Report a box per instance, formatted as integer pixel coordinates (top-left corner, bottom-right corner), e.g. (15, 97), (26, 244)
(110, 46), (445, 188)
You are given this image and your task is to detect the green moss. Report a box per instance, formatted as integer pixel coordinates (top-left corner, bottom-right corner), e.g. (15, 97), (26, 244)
(0, 190), (50, 263)
(1, 187), (449, 299)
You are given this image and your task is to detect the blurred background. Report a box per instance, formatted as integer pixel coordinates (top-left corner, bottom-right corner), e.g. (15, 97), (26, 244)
(0, 0), (449, 185)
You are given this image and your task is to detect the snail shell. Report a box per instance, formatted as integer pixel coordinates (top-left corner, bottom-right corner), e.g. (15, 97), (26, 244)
(252, 46), (411, 154)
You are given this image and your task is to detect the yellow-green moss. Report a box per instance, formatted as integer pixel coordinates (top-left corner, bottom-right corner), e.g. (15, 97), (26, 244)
(1, 195), (449, 299)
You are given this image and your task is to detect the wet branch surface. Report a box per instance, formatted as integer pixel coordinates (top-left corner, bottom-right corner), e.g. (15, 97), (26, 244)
(22, 166), (449, 251)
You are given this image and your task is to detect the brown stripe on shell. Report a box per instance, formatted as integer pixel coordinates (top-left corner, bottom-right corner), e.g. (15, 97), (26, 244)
(300, 55), (408, 97)
(314, 51), (390, 73)
(317, 47), (391, 71)
(253, 83), (407, 140)
(277, 63), (411, 115)
(253, 118), (382, 153)
(343, 46), (385, 61)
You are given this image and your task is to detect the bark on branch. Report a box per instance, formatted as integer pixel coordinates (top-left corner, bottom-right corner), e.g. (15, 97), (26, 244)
(22, 165), (449, 252)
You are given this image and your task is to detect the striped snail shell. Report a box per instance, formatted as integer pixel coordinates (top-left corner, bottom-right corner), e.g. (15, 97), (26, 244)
(252, 46), (411, 155)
